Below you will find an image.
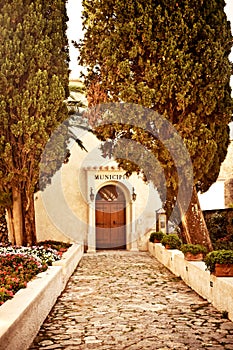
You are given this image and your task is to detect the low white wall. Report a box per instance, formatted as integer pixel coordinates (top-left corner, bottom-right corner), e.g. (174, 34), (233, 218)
(149, 242), (233, 322)
(0, 243), (84, 350)
(53, 243), (84, 285)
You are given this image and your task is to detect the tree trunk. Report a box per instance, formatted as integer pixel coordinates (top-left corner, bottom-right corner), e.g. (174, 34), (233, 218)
(6, 207), (16, 245)
(180, 186), (213, 251)
(12, 187), (23, 246)
(22, 190), (37, 246)
(6, 189), (37, 246)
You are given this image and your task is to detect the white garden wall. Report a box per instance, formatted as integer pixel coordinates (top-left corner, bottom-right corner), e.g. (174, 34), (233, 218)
(149, 242), (233, 321)
(0, 243), (83, 350)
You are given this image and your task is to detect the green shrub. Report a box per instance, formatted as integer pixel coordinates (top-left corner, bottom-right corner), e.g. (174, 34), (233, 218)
(204, 250), (233, 273)
(205, 212), (228, 242)
(180, 244), (207, 255)
(149, 231), (165, 242)
(213, 241), (233, 250)
(161, 234), (182, 249)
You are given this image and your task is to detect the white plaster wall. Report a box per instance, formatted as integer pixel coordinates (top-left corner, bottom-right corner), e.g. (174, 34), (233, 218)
(0, 244), (83, 350)
(35, 130), (162, 248)
(149, 243), (233, 322)
(35, 192), (71, 243)
(35, 133), (90, 244)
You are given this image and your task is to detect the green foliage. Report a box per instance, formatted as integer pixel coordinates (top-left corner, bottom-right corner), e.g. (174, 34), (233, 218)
(0, 0), (70, 191)
(204, 250), (233, 273)
(213, 241), (233, 250)
(205, 212), (228, 242)
(161, 233), (182, 249)
(149, 231), (165, 242)
(180, 243), (207, 255)
(0, 0), (70, 243)
(78, 0), (233, 216)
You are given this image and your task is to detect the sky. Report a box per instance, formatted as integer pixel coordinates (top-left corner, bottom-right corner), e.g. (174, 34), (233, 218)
(66, 0), (83, 79)
(66, 0), (233, 83)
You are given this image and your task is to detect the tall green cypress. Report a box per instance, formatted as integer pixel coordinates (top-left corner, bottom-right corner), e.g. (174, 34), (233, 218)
(0, 0), (70, 245)
(79, 0), (233, 249)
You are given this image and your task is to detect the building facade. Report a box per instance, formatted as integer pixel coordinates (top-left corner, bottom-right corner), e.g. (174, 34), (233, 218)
(35, 131), (162, 251)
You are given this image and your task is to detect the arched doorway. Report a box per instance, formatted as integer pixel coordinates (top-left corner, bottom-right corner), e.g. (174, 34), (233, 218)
(95, 184), (126, 249)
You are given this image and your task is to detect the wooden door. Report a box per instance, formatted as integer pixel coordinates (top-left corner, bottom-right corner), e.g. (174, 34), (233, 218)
(96, 185), (126, 249)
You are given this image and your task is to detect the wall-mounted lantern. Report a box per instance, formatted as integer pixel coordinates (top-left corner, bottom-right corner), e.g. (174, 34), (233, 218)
(132, 187), (137, 201)
(90, 187), (95, 202)
(157, 208), (167, 234)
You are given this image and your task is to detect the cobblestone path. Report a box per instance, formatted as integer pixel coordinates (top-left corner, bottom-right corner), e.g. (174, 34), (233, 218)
(30, 251), (233, 350)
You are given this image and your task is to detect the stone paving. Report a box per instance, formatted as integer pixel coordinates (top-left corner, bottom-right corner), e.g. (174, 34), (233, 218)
(29, 251), (233, 350)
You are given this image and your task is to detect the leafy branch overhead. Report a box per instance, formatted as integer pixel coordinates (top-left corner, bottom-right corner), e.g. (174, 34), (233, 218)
(78, 0), (232, 248)
(78, 0), (233, 200)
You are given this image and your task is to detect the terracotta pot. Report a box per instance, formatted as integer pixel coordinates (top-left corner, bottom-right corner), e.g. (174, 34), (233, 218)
(184, 252), (203, 261)
(154, 239), (160, 243)
(213, 263), (233, 277)
(165, 244), (171, 249)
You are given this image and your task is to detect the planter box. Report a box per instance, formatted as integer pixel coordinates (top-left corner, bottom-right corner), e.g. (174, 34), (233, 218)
(0, 243), (83, 350)
(213, 263), (233, 277)
(148, 242), (233, 322)
(184, 252), (204, 261)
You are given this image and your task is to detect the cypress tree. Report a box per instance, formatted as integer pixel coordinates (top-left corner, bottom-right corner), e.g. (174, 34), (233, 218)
(0, 0), (70, 245)
(78, 0), (233, 249)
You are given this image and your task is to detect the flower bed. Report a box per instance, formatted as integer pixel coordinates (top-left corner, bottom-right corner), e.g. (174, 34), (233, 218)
(37, 240), (71, 256)
(0, 242), (69, 305)
(0, 254), (47, 305)
(0, 243), (83, 350)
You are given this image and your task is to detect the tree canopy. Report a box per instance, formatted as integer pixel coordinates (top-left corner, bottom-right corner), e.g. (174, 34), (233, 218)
(0, 0), (70, 245)
(78, 0), (233, 248)
(79, 0), (232, 187)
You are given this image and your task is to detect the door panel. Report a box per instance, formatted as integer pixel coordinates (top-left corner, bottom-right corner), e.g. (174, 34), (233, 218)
(96, 203), (111, 248)
(110, 203), (126, 248)
(96, 194), (126, 249)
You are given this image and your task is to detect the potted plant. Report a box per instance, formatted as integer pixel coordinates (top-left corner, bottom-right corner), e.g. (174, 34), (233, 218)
(180, 244), (207, 261)
(149, 231), (165, 243)
(161, 234), (182, 250)
(204, 250), (233, 276)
